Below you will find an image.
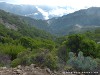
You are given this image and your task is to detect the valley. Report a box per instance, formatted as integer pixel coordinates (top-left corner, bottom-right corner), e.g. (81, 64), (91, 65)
(0, 2), (100, 75)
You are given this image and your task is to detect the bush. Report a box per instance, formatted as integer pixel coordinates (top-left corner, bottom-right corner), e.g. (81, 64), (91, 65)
(0, 53), (11, 67)
(11, 50), (32, 67)
(96, 44), (100, 58)
(0, 43), (25, 60)
(67, 51), (98, 71)
(30, 52), (58, 70)
(44, 53), (58, 70)
(30, 53), (45, 66)
(95, 58), (100, 66)
(11, 58), (21, 67)
(57, 45), (70, 62)
(11, 49), (58, 70)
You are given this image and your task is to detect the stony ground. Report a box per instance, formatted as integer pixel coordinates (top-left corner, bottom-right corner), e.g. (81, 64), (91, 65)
(0, 64), (99, 75)
(0, 64), (76, 75)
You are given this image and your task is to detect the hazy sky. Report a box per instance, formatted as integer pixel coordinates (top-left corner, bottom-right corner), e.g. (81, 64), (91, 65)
(0, 0), (100, 8)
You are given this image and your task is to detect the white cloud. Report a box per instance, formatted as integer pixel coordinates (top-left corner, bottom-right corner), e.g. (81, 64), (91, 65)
(36, 6), (49, 19)
(48, 8), (67, 16)
(36, 6), (77, 19)
(34, 13), (38, 15)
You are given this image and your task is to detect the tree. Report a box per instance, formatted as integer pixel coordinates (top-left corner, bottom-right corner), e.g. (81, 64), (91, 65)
(65, 34), (98, 57)
(19, 37), (34, 49)
(65, 34), (85, 55)
(80, 39), (97, 57)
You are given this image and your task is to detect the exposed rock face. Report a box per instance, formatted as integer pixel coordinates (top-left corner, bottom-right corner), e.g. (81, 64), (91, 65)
(0, 18), (18, 31)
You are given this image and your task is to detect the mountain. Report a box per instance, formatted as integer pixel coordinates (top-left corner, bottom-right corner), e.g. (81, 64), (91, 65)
(20, 7), (100, 36)
(0, 5), (100, 73)
(0, 9), (53, 39)
(0, 2), (45, 19)
(1, 3), (100, 36)
(0, 2), (68, 20)
(48, 7), (100, 35)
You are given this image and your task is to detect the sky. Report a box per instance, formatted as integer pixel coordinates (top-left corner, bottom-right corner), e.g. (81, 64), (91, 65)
(0, 0), (100, 19)
(0, 0), (100, 8)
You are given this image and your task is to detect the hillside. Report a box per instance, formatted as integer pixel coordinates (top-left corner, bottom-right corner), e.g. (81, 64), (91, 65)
(20, 16), (50, 32)
(0, 9), (53, 39)
(0, 9), (58, 70)
(14, 7), (100, 36)
(48, 7), (100, 35)
(0, 7), (100, 75)
(0, 3), (100, 36)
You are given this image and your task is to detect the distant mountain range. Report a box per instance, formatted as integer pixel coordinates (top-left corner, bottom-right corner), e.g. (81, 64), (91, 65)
(0, 2), (45, 19)
(0, 2), (68, 20)
(0, 2), (100, 36)
(47, 7), (100, 35)
(21, 7), (100, 36)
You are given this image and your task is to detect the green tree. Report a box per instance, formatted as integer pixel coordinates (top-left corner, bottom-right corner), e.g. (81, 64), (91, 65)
(65, 34), (98, 57)
(19, 37), (34, 49)
(65, 34), (85, 55)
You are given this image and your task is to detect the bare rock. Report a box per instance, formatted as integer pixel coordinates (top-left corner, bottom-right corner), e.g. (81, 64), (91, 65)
(46, 68), (51, 74)
(30, 64), (35, 68)
(17, 65), (22, 70)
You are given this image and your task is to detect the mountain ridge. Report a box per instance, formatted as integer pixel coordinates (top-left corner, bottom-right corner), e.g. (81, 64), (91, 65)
(0, 3), (100, 36)
(0, 2), (68, 20)
(47, 7), (100, 35)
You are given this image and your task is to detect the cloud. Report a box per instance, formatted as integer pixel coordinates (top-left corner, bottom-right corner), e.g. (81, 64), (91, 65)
(36, 6), (49, 19)
(36, 6), (77, 19)
(34, 13), (38, 15)
(48, 7), (67, 16)
(1, 0), (100, 11)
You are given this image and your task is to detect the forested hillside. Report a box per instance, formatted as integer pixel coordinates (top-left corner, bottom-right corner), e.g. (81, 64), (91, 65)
(0, 9), (56, 68)
(1, 3), (100, 36)
(48, 7), (100, 35)
(0, 9), (100, 74)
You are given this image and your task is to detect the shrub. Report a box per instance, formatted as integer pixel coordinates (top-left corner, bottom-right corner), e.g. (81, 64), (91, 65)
(30, 52), (58, 70)
(44, 53), (58, 70)
(30, 53), (45, 66)
(11, 58), (21, 67)
(57, 45), (70, 62)
(0, 53), (11, 67)
(67, 51), (98, 71)
(12, 49), (58, 70)
(11, 51), (32, 67)
(0, 43), (25, 60)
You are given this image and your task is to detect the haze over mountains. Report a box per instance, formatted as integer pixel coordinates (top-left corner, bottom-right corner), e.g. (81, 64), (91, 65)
(0, 2), (100, 36)
(0, 2), (70, 20)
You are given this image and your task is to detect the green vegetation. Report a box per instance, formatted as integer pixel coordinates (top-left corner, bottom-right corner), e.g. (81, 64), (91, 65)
(0, 9), (100, 72)
(64, 34), (99, 58)
(67, 51), (97, 71)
